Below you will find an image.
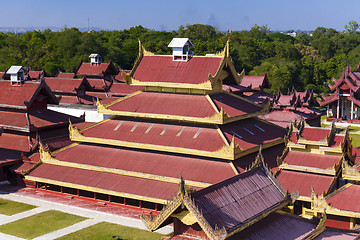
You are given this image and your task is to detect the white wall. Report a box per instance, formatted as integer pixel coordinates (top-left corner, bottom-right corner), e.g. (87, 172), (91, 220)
(48, 105), (113, 122)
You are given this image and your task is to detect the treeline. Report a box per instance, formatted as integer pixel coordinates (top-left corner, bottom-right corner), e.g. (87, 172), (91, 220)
(1, 23), (360, 94)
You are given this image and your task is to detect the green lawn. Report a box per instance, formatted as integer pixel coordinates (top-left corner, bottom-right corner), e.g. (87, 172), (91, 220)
(56, 222), (163, 240)
(0, 210), (87, 239)
(350, 134), (360, 147)
(0, 199), (36, 216)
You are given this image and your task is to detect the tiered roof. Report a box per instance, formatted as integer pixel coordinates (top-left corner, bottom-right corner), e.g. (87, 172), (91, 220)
(319, 63), (360, 107)
(276, 122), (353, 201)
(140, 157), (293, 240)
(76, 59), (118, 78)
(21, 40), (287, 207)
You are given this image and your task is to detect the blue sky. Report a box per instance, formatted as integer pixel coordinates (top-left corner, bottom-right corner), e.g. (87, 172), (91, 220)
(1, 0), (359, 31)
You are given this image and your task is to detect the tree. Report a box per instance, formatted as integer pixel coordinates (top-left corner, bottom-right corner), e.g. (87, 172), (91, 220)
(344, 20), (359, 34)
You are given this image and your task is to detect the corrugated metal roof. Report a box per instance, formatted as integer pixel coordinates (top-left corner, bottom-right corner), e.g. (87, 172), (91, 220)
(191, 167), (285, 231)
(53, 143), (235, 184)
(81, 118), (226, 152)
(276, 170), (334, 198)
(221, 118), (286, 151)
(133, 56), (222, 84)
(228, 212), (317, 240)
(282, 151), (341, 170)
(0, 81), (40, 107)
(327, 184), (360, 213)
(0, 132), (30, 152)
(106, 92), (217, 118)
(27, 163), (182, 201)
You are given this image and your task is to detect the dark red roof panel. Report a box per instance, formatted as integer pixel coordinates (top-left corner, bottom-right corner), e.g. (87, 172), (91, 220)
(228, 212), (316, 240)
(276, 170), (334, 198)
(106, 92), (217, 118)
(233, 143), (286, 173)
(0, 133), (30, 152)
(27, 163), (181, 200)
(191, 167), (284, 231)
(53, 143), (235, 184)
(300, 127), (330, 142)
(313, 229), (359, 240)
(81, 118), (226, 152)
(210, 93), (261, 117)
(0, 81), (40, 107)
(133, 56), (222, 85)
(327, 184), (360, 213)
(77, 62), (115, 77)
(282, 151), (341, 170)
(0, 110), (27, 130)
(221, 118), (286, 151)
(86, 78), (107, 91)
(44, 77), (83, 94)
(240, 75), (267, 90)
(108, 83), (143, 96)
(56, 72), (76, 78)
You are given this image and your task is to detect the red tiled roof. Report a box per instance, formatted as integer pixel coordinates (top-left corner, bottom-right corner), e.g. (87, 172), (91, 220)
(300, 127), (330, 142)
(108, 83), (144, 96)
(327, 184), (360, 213)
(0, 133), (30, 152)
(80, 118), (226, 152)
(233, 143), (286, 173)
(106, 91), (262, 122)
(132, 56), (222, 85)
(0, 81), (58, 109)
(242, 91), (273, 104)
(228, 212), (317, 240)
(276, 170), (334, 198)
(282, 151), (342, 170)
(44, 77), (88, 94)
(0, 109), (82, 131)
(106, 92), (217, 118)
(76, 62), (117, 77)
(86, 78), (108, 91)
(52, 143), (235, 184)
(27, 163), (182, 201)
(259, 110), (303, 123)
(222, 84), (249, 93)
(221, 118), (286, 151)
(56, 72), (75, 78)
(319, 94), (339, 107)
(0, 81), (40, 107)
(114, 70), (130, 82)
(210, 93), (261, 117)
(240, 74), (269, 90)
(191, 167), (285, 231)
(27, 70), (43, 80)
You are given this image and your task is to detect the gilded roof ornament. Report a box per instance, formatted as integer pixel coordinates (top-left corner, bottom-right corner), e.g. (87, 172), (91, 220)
(68, 120), (83, 139)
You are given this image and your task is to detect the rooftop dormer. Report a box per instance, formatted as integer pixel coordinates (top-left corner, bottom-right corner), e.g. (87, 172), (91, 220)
(168, 38), (194, 62)
(7, 66), (26, 85)
(89, 54), (102, 65)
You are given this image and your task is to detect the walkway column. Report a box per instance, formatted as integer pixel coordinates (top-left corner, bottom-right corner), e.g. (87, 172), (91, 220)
(337, 99), (340, 119)
(341, 98), (344, 119)
(327, 105), (329, 117)
(351, 101), (354, 120)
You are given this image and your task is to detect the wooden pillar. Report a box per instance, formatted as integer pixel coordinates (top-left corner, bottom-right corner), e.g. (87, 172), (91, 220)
(350, 217), (356, 229)
(337, 99), (340, 119)
(124, 198), (127, 205)
(77, 189), (79, 197)
(45, 183), (47, 190)
(108, 195), (111, 202)
(60, 186), (63, 193)
(94, 192), (96, 200)
(351, 101), (354, 120)
(327, 105), (330, 117)
(341, 98), (344, 119)
(155, 203), (158, 211)
(139, 200), (142, 208)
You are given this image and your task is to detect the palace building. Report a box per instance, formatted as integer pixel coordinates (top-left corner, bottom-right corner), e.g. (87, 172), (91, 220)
(16, 39), (288, 211)
(320, 63), (360, 123)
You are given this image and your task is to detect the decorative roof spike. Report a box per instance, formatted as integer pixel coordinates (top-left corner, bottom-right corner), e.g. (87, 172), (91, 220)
(249, 145), (264, 170)
(357, 62), (360, 72)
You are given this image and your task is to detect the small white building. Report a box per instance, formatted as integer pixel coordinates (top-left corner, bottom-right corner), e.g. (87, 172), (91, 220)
(7, 66), (26, 85)
(89, 54), (102, 64)
(168, 38), (194, 61)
